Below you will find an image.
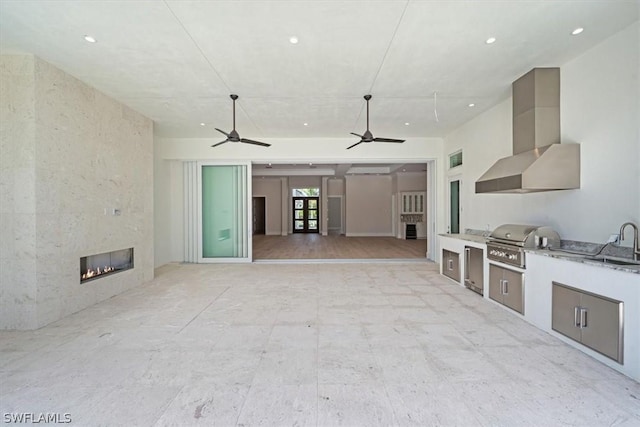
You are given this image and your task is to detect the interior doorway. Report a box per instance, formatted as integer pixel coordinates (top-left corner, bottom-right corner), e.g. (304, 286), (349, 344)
(293, 197), (319, 233)
(252, 197), (266, 235)
(250, 161), (436, 260)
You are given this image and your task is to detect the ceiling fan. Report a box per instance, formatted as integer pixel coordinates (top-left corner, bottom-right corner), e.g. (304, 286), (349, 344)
(212, 94), (270, 148)
(347, 94), (405, 149)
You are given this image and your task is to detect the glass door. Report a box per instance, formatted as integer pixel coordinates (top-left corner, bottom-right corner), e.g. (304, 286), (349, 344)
(449, 178), (460, 234)
(198, 162), (251, 262)
(293, 197), (319, 233)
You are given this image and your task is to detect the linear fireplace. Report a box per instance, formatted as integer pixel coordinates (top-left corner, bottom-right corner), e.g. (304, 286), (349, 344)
(80, 248), (134, 283)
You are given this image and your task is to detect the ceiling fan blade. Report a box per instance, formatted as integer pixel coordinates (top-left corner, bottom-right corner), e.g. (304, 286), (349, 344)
(215, 128), (230, 137)
(350, 132), (364, 138)
(240, 138), (271, 147)
(373, 137), (405, 143)
(346, 141), (363, 150)
(211, 139), (229, 147)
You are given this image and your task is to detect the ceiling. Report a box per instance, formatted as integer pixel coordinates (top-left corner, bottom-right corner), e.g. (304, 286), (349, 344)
(1, 1), (638, 140)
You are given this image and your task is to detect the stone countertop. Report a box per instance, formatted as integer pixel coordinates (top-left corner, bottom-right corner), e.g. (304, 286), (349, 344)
(438, 233), (639, 275)
(526, 248), (640, 275)
(438, 233), (488, 245)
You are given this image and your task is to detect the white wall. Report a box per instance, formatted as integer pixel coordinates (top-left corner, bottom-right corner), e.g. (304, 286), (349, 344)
(154, 159), (183, 267)
(345, 175), (393, 236)
(155, 137), (442, 163)
(154, 137), (444, 265)
(1, 55), (154, 329)
(327, 178), (344, 196)
(444, 22), (640, 243)
(397, 171), (427, 192)
(289, 176), (321, 189)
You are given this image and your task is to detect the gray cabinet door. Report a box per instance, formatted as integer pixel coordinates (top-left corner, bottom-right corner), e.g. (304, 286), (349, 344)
(580, 293), (622, 363)
(552, 282), (623, 364)
(451, 252), (460, 282)
(502, 267), (524, 314)
(442, 249), (460, 282)
(552, 283), (582, 342)
(488, 264), (503, 304)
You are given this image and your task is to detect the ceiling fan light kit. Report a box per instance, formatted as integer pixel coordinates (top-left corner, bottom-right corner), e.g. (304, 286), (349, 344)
(211, 94), (271, 148)
(347, 94), (405, 150)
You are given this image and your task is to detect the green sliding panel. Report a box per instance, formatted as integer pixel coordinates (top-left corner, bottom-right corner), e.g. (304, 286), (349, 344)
(202, 165), (248, 258)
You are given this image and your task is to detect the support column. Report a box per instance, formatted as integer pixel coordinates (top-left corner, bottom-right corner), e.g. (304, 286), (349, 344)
(280, 177), (288, 236)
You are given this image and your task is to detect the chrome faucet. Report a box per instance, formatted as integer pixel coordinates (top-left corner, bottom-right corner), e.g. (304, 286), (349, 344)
(619, 222), (640, 261)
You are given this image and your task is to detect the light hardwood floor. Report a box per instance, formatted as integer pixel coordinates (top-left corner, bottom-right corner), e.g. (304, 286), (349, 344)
(252, 234), (428, 259)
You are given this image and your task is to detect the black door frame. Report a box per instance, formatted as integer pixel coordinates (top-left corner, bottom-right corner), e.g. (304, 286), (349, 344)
(292, 197), (319, 233)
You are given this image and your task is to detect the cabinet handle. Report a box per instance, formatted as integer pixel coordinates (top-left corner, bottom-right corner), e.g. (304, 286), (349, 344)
(580, 308), (588, 328)
(448, 259), (453, 270)
(574, 306), (581, 327)
(499, 279), (504, 294)
(503, 279), (509, 295)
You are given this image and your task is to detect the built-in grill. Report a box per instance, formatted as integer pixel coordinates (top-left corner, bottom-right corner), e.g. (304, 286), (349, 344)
(487, 224), (560, 268)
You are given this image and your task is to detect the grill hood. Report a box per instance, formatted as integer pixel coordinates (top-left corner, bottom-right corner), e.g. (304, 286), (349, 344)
(475, 68), (580, 194)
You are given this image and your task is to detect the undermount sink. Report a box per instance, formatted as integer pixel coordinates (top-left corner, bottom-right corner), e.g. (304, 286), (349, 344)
(584, 255), (640, 266)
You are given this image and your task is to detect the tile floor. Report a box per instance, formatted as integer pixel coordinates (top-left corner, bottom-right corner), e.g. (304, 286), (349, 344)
(1, 262), (639, 426)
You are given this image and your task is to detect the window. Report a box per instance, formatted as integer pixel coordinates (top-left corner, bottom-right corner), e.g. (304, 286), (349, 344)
(292, 188), (319, 197)
(449, 151), (463, 169)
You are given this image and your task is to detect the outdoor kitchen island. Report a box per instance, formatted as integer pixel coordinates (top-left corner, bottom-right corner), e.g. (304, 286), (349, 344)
(439, 233), (640, 382)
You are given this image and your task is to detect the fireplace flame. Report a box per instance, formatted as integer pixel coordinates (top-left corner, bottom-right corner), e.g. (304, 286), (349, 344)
(81, 265), (115, 280)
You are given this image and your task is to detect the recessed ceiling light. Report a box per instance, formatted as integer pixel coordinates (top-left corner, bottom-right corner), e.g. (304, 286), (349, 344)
(289, 36), (299, 44)
(83, 35), (97, 43)
(468, 103), (475, 107)
(303, 122), (308, 126)
(485, 37), (496, 44)
(200, 122), (206, 126)
(571, 27), (584, 36)
(404, 122), (410, 126)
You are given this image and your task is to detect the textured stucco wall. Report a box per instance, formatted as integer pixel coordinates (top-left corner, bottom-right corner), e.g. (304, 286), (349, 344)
(0, 55), (154, 329)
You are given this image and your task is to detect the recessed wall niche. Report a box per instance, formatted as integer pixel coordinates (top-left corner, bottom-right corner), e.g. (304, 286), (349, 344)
(80, 248), (134, 283)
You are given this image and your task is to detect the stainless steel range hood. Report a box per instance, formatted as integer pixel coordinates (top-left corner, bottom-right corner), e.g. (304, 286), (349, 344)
(475, 68), (580, 193)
